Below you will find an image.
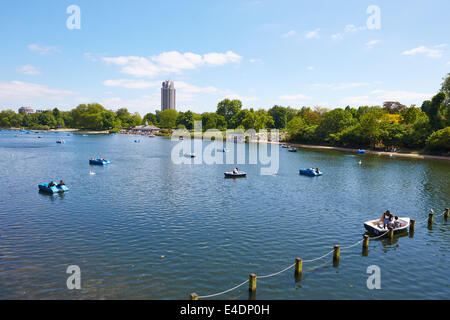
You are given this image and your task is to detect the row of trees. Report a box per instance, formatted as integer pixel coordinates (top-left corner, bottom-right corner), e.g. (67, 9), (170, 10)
(0, 104), (142, 131)
(1, 74), (449, 153)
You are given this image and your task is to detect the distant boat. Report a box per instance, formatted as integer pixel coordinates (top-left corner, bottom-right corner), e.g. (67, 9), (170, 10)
(299, 168), (323, 176)
(82, 134), (88, 137)
(38, 182), (69, 194)
(224, 171), (246, 178)
(89, 158), (110, 165)
(358, 149), (366, 154)
(281, 144), (289, 148)
(364, 217), (410, 236)
(56, 139), (65, 144)
(288, 147), (297, 152)
(134, 139), (141, 143)
(89, 171), (96, 175)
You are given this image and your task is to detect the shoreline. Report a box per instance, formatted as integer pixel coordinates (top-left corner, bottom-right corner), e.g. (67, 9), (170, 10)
(280, 142), (450, 161)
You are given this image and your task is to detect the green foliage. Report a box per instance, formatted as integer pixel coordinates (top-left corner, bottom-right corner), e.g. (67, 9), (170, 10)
(158, 109), (178, 129)
(425, 127), (450, 152)
(216, 99), (242, 124)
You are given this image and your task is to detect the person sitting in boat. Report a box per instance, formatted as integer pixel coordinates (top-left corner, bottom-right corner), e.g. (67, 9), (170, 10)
(48, 181), (56, 187)
(393, 216), (400, 229)
(315, 168), (320, 174)
(233, 168), (239, 174)
(57, 180), (65, 187)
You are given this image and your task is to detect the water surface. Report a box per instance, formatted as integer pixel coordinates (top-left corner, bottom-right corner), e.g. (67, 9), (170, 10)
(0, 130), (448, 299)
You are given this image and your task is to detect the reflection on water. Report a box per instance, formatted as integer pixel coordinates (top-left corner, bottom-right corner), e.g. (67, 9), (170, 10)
(0, 130), (449, 299)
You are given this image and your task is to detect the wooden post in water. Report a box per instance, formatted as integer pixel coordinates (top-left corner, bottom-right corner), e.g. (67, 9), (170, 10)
(333, 245), (340, 267)
(190, 293), (198, 300)
(363, 235), (369, 249)
(444, 208), (449, 220)
(428, 213), (434, 225)
(249, 273), (257, 292)
(388, 227), (394, 240)
(410, 219), (415, 233)
(295, 258), (303, 276)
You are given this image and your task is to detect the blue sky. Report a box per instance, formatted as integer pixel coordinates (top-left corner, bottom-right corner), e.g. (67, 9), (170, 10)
(0, 0), (449, 115)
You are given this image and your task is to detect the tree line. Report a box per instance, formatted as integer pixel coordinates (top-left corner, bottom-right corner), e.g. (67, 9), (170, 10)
(1, 74), (449, 154)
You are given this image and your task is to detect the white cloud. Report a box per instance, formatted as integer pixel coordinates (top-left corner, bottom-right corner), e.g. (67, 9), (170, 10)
(307, 66), (315, 71)
(312, 82), (371, 90)
(402, 46), (443, 58)
(0, 81), (78, 100)
(28, 44), (60, 55)
(102, 50), (242, 78)
(281, 30), (296, 38)
(340, 95), (378, 106)
(332, 25), (366, 41)
(102, 79), (159, 89)
(332, 33), (343, 40)
(17, 64), (40, 75)
(249, 58), (262, 63)
(371, 90), (432, 101)
(279, 93), (311, 100)
(223, 93), (260, 103)
(340, 89), (432, 107)
(305, 29), (320, 39)
(366, 40), (380, 47)
(344, 25), (366, 33)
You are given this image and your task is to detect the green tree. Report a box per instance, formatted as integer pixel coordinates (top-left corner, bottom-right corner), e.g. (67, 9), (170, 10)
(315, 108), (356, 142)
(176, 111), (195, 130)
(159, 109), (178, 129)
(217, 99), (242, 125)
(425, 127), (450, 153)
(268, 105), (288, 129)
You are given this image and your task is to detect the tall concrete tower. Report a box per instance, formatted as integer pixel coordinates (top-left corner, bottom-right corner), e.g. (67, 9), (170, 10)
(161, 80), (176, 111)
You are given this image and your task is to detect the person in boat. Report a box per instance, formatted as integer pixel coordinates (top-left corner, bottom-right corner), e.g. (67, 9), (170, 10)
(233, 168), (239, 174)
(393, 216), (401, 228)
(379, 210), (393, 229)
(315, 168), (320, 174)
(57, 180), (65, 187)
(48, 181), (56, 187)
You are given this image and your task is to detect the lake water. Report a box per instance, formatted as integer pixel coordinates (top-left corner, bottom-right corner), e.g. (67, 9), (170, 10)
(0, 130), (449, 299)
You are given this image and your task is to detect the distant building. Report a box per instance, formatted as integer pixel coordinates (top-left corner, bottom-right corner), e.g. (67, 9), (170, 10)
(35, 109), (50, 114)
(131, 124), (160, 135)
(161, 80), (176, 111)
(18, 107), (34, 114)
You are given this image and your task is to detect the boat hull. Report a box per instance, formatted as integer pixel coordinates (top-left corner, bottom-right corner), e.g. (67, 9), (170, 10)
(299, 169), (322, 176)
(39, 184), (69, 194)
(89, 159), (110, 165)
(364, 217), (410, 236)
(224, 172), (246, 178)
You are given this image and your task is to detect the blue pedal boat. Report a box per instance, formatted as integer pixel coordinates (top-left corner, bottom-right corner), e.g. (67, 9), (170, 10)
(89, 158), (110, 165)
(299, 168), (323, 176)
(39, 183), (69, 194)
(357, 149), (366, 154)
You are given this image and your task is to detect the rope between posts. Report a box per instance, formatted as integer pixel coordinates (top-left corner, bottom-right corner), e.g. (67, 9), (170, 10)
(194, 211), (447, 299)
(197, 279), (249, 299)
